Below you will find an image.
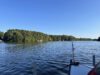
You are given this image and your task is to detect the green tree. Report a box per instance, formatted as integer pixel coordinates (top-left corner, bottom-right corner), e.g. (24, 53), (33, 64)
(3, 29), (93, 43)
(0, 32), (4, 40)
(3, 29), (51, 43)
(98, 37), (100, 41)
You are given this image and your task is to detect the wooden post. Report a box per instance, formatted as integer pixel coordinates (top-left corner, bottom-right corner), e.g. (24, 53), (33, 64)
(93, 55), (95, 67)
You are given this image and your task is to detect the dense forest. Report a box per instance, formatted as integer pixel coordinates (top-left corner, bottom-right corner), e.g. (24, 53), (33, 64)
(0, 31), (4, 40)
(3, 29), (50, 43)
(97, 37), (100, 41)
(49, 35), (76, 41)
(0, 29), (94, 43)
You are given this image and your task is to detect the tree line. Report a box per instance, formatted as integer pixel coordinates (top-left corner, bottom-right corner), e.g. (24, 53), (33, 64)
(0, 31), (4, 40)
(97, 37), (100, 41)
(0, 29), (94, 43)
(2, 29), (50, 43)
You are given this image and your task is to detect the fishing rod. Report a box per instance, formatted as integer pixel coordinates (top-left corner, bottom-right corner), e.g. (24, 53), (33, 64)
(70, 42), (79, 66)
(71, 42), (96, 69)
(72, 42), (75, 62)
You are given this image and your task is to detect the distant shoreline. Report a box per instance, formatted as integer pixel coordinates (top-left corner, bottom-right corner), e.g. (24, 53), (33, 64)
(0, 29), (97, 44)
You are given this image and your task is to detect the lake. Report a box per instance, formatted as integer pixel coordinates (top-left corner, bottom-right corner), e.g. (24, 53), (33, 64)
(0, 41), (100, 75)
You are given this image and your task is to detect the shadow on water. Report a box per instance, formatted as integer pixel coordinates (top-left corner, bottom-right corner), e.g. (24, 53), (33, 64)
(34, 59), (70, 75)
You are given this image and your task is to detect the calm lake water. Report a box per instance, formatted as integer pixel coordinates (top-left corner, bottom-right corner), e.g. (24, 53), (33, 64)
(0, 41), (100, 75)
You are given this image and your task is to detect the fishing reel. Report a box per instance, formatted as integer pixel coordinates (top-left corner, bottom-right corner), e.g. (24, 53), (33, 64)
(70, 60), (80, 66)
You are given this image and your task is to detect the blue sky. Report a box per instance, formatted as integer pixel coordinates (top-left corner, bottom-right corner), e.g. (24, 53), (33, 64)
(0, 0), (100, 38)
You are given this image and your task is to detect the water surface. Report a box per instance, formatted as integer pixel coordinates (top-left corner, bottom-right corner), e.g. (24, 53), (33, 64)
(0, 41), (100, 75)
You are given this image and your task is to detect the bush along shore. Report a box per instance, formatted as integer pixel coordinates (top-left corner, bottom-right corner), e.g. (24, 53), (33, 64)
(0, 29), (94, 44)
